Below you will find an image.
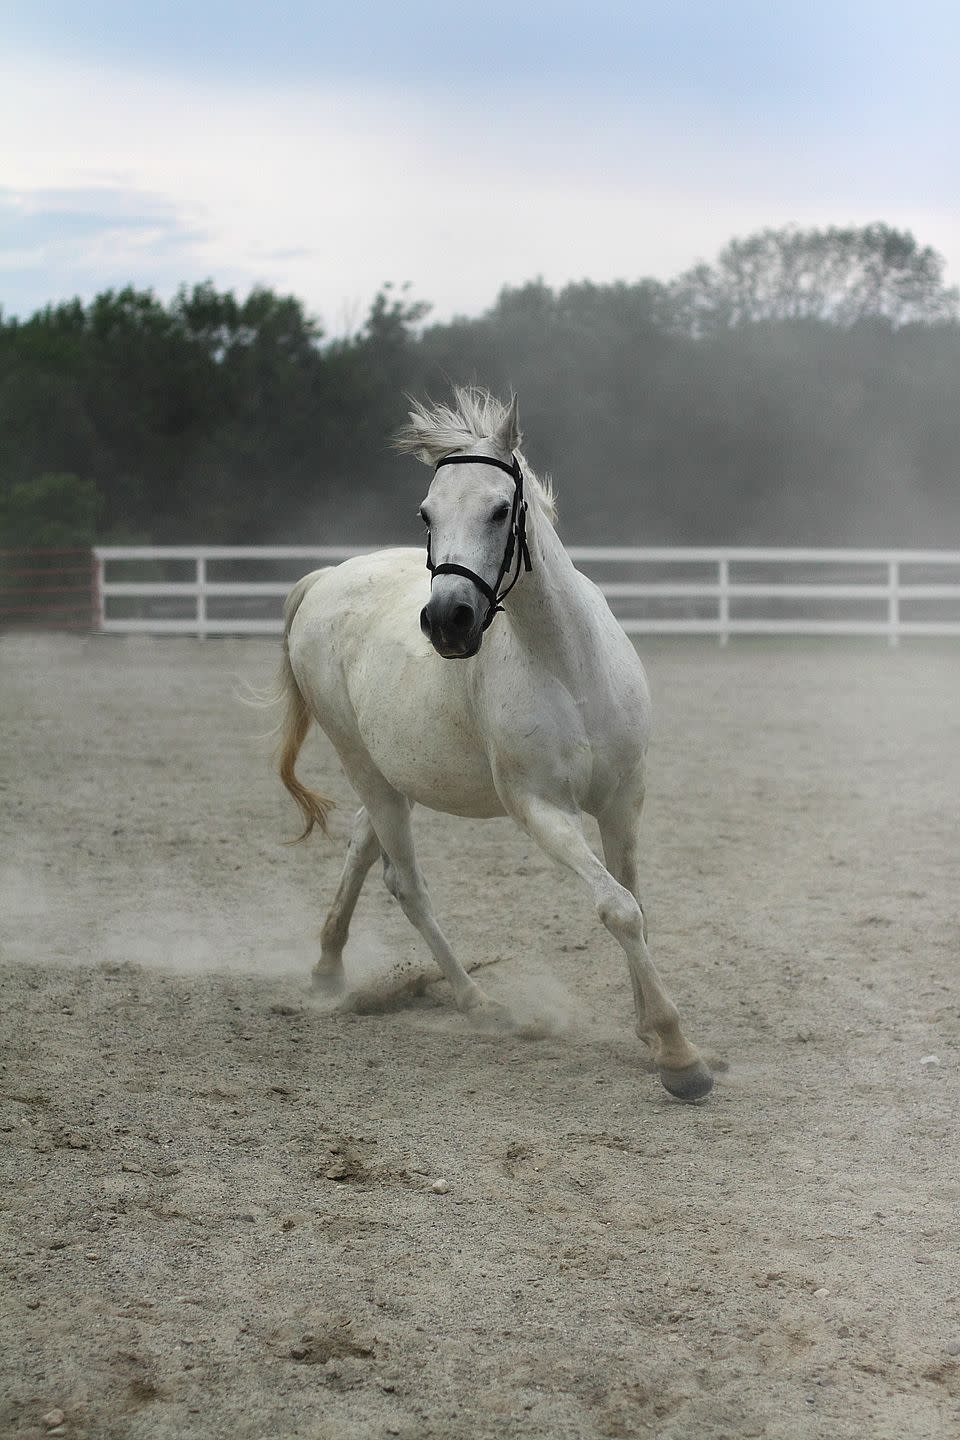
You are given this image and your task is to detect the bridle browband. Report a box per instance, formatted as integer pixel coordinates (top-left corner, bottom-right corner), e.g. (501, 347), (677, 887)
(425, 453), (533, 631)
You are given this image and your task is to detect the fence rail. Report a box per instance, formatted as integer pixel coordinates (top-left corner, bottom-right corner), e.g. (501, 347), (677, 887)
(1, 548), (98, 630)
(93, 546), (960, 645)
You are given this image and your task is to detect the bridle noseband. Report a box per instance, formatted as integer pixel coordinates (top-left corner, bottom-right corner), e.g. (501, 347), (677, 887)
(425, 453), (533, 631)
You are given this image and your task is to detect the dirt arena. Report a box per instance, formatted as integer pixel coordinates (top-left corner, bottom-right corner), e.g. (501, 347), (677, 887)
(2, 633), (958, 1440)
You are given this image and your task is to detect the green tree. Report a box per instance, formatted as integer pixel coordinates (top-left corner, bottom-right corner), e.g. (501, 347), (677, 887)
(0, 472), (101, 548)
(670, 224), (959, 333)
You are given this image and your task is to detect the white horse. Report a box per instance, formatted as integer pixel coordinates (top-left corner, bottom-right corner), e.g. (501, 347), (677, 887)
(278, 388), (712, 1101)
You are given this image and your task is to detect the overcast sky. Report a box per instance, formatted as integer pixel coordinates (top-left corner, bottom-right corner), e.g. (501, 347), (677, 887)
(3, 1), (958, 332)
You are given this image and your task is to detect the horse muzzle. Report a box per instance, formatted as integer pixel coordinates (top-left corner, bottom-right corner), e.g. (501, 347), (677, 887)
(420, 594), (483, 659)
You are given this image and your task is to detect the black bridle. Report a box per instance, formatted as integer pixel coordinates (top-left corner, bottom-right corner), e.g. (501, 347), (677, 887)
(425, 453), (533, 631)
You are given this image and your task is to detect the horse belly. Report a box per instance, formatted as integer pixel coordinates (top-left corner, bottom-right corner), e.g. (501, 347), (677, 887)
(354, 684), (505, 818)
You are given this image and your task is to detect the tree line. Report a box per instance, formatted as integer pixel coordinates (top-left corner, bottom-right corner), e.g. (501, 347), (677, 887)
(1, 223), (958, 549)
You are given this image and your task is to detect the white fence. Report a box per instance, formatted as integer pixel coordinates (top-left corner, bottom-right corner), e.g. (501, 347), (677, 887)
(93, 546), (960, 645)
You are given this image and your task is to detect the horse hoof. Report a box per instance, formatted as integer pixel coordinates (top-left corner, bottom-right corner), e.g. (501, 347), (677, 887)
(658, 1059), (714, 1102)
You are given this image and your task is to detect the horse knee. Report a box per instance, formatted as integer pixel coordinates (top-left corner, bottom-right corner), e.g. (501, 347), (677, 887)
(597, 884), (644, 945)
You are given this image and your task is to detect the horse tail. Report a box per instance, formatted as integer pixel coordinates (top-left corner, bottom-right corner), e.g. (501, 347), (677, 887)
(278, 572), (335, 842)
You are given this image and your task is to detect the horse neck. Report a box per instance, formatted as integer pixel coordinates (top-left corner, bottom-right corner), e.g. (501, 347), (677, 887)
(501, 502), (586, 648)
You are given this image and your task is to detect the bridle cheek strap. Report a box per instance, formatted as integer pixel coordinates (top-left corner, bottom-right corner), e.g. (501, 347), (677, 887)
(426, 453), (532, 631)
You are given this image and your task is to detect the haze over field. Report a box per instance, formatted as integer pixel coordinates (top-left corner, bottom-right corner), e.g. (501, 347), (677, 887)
(3, 224), (959, 550)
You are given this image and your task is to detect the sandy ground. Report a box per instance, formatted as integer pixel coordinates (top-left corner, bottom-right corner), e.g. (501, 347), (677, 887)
(1, 633), (959, 1440)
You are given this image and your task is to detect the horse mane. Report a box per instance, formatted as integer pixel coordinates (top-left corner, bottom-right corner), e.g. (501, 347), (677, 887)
(394, 386), (557, 525)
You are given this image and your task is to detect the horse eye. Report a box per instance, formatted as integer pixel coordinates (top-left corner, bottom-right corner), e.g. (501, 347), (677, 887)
(490, 504), (510, 524)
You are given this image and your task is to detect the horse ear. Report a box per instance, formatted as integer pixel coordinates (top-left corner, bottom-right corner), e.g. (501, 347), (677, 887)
(495, 393), (521, 454)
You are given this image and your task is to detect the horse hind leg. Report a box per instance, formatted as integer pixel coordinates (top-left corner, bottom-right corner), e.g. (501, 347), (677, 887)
(342, 769), (510, 1025)
(599, 801), (657, 1055)
(313, 807), (380, 994)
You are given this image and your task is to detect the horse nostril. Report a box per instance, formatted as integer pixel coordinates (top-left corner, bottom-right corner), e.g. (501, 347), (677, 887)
(419, 606), (431, 637)
(451, 603), (474, 632)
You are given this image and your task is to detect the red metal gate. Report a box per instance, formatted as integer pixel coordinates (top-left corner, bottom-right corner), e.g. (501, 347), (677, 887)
(0, 549), (98, 630)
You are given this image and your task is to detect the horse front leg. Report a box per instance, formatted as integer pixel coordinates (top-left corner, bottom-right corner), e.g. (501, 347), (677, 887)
(502, 787), (712, 1102)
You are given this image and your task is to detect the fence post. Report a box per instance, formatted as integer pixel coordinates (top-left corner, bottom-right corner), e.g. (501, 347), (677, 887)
(718, 556), (730, 647)
(197, 554), (207, 638)
(91, 549), (105, 632)
(887, 559), (899, 648)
